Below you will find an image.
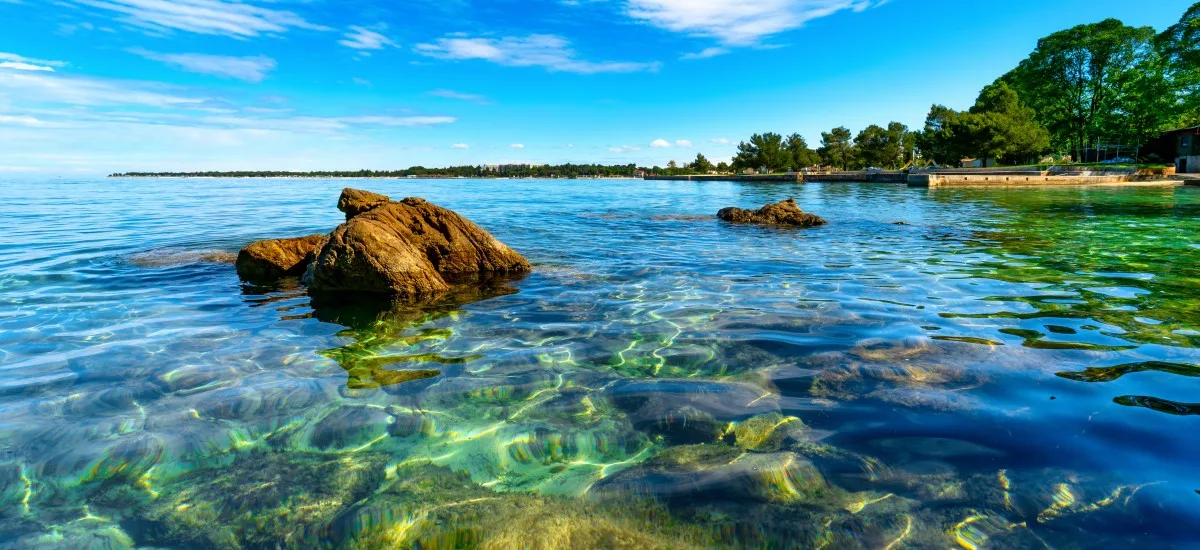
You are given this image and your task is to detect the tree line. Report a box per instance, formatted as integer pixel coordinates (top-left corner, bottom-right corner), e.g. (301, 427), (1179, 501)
(112, 164), (647, 179)
(676, 3), (1199, 173)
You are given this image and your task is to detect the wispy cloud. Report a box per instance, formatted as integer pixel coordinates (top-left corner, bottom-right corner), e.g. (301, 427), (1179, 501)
(452, 143), (469, 149)
(339, 25), (397, 50)
(0, 115), (46, 126)
(626, 0), (882, 46)
(428, 89), (490, 104)
(681, 47), (729, 60)
(609, 145), (641, 152)
(0, 62), (56, 72)
(650, 138), (671, 148)
(711, 137), (731, 144)
(415, 34), (659, 74)
(63, 0), (328, 38)
(129, 48), (276, 82)
(0, 52), (68, 71)
(510, 143), (525, 149)
(0, 70), (205, 108)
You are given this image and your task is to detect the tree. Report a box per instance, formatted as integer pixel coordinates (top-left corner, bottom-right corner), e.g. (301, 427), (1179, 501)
(667, 160), (678, 170)
(1158, 2), (1200, 123)
(1002, 19), (1160, 158)
(855, 122), (909, 169)
(818, 127), (855, 170)
(690, 153), (714, 173)
(966, 82), (1051, 165)
(915, 105), (964, 166)
(716, 161), (730, 172)
(785, 133), (820, 169)
(732, 133), (791, 172)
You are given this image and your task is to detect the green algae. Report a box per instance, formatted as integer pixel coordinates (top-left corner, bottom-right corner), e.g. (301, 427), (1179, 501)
(129, 451), (389, 549)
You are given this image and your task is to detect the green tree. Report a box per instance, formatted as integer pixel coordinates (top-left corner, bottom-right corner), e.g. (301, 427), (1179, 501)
(732, 133), (790, 172)
(818, 127), (855, 170)
(1002, 19), (1160, 158)
(667, 160), (678, 170)
(785, 133), (820, 169)
(855, 123), (909, 169)
(1158, 2), (1200, 123)
(690, 153), (714, 173)
(716, 161), (730, 172)
(915, 105), (964, 166)
(966, 82), (1052, 165)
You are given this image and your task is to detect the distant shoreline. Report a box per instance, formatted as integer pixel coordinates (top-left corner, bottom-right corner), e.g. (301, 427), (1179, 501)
(109, 175), (646, 180)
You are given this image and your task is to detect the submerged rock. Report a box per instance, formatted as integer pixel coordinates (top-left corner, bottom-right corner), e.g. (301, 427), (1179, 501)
(235, 234), (327, 281)
(717, 199), (827, 228)
(309, 195), (531, 297)
(337, 187), (390, 220)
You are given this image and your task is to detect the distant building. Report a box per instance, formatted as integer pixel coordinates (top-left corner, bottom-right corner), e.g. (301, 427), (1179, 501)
(960, 158), (997, 168)
(1161, 126), (1200, 174)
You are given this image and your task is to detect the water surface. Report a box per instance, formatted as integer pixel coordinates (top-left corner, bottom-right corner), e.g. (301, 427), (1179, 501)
(1, 178), (1199, 548)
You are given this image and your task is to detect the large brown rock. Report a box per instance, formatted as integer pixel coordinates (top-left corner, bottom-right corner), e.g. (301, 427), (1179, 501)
(338, 188), (390, 220)
(717, 199), (827, 228)
(236, 235), (328, 281)
(308, 196), (531, 297)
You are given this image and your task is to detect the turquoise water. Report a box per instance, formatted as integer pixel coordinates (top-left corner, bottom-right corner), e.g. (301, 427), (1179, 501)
(1, 178), (1199, 548)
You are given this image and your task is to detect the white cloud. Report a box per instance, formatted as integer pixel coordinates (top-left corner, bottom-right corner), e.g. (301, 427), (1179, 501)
(452, 143), (469, 149)
(626, 0), (881, 46)
(675, 139), (693, 147)
(0, 62), (56, 72)
(510, 143), (525, 149)
(681, 47), (728, 60)
(415, 34), (660, 74)
(711, 137), (731, 144)
(609, 145), (641, 152)
(0, 115), (44, 126)
(0, 70), (205, 108)
(0, 52), (68, 70)
(129, 48), (276, 83)
(339, 26), (397, 50)
(428, 89), (489, 103)
(650, 138), (672, 148)
(352, 77), (371, 86)
(64, 0), (328, 38)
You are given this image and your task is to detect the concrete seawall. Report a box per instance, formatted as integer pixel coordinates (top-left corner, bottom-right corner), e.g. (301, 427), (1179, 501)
(804, 172), (907, 184)
(908, 173), (1174, 187)
(644, 174), (800, 182)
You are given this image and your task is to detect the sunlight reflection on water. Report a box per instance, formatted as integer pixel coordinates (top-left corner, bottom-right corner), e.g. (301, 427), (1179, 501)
(0, 178), (1199, 547)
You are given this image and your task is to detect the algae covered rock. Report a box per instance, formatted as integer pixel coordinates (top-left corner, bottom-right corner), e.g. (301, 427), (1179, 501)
(593, 444), (830, 504)
(331, 462), (712, 549)
(337, 187), (390, 220)
(717, 199), (827, 227)
(235, 234), (327, 281)
(126, 451), (388, 548)
(309, 196), (531, 297)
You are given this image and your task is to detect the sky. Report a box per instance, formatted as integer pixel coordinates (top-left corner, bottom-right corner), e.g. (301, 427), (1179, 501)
(0, 0), (1194, 175)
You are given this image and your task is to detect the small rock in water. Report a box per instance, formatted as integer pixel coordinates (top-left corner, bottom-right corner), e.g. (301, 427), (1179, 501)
(717, 198), (827, 228)
(235, 234), (328, 282)
(129, 249), (237, 267)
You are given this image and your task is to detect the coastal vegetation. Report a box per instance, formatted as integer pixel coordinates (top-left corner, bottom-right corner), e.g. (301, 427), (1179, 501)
(725, 2), (1200, 173)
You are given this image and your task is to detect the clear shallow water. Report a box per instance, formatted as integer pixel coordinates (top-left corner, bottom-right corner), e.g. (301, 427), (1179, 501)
(1, 178), (1199, 548)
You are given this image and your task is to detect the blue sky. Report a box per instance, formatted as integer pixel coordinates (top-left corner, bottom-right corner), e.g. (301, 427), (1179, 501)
(0, 0), (1193, 174)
